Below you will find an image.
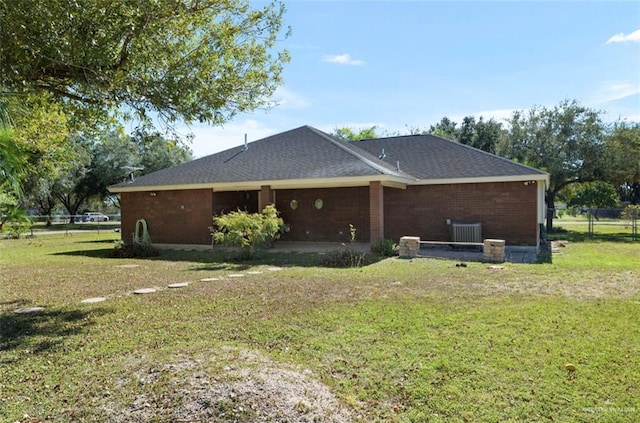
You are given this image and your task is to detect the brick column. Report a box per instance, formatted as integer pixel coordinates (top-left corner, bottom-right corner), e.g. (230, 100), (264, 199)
(369, 181), (384, 245)
(259, 185), (274, 211)
(399, 236), (420, 258)
(483, 239), (505, 262)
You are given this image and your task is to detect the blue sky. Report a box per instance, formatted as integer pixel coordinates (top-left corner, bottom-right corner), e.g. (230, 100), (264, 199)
(182, 1), (640, 157)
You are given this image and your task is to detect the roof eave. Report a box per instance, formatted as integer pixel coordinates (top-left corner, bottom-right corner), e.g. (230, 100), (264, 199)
(108, 174), (414, 193)
(413, 174), (550, 186)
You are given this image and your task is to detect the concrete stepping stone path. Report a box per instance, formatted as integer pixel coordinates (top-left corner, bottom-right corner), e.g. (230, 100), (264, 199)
(81, 297), (107, 303)
(200, 277), (221, 282)
(70, 266), (274, 306)
(14, 307), (45, 314)
(133, 288), (157, 295)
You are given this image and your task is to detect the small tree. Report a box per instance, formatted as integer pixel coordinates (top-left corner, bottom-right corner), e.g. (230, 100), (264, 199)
(212, 204), (286, 259)
(567, 182), (619, 236)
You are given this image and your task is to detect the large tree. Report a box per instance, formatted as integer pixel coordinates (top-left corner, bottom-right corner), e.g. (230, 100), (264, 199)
(428, 117), (459, 140)
(458, 116), (507, 154)
(505, 100), (607, 231)
(0, 0), (290, 127)
(131, 126), (194, 174)
(332, 126), (381, 141)
(605, 121), (640, 204)
(50, 128), (193, 218)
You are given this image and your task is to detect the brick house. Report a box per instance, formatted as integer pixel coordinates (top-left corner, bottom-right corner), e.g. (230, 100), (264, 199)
(109, 125), (549, 250)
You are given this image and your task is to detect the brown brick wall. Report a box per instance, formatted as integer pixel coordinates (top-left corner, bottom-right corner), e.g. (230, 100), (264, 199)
(213, 191), (259, 215)
(120, 189), (213, 245)
(383, 182), (539, 245)
(120, 181), (539, 246)
(276, 187), (370, 242)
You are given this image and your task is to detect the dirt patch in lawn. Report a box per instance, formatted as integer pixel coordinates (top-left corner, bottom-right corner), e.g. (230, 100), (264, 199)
(103, 347), (355, 422)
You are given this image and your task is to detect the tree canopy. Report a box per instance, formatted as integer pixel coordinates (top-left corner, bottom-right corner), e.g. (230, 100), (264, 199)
(605, 121), (640, 204)
(332, 126), (381, 141)
(0, 0), (290, 127)
(504, 100), (607, 231)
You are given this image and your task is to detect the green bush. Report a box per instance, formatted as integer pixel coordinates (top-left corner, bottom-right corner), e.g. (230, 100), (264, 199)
(319, 248), (370, 268)
(319, 224), (371, 267)
(373, 239), (398, 257)
(212, 204), (287, 259)
(0, 205), (32, 239)
(108, 240), (160, 258)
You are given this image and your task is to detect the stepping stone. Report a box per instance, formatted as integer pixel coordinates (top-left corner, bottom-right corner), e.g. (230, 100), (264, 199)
(246, 271), (263, 275)
(81, 297), (106, 303)
(488, 265), (505, 270)
(200, 277), (220, 282)
(134, 288), (157, 295)
(116, 264), (140, 269)
(168, 282), (189, 289)
(267, 267), (282, 271)
(14, 307), (45, 314)
(228, 274), (245, 278)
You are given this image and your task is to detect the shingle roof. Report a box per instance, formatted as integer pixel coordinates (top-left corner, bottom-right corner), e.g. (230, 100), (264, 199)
(355, 134), (547, 180)
(112, 126), (404, 189)
(110, 125), (546, 191)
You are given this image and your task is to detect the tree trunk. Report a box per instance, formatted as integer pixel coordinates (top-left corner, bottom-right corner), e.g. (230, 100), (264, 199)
(546, 191), (556, 233)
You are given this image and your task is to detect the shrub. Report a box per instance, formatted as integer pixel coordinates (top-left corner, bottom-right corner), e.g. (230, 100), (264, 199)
(319, 224), (370, 267)
(373, 239), (398, 257)
(0, 205), (32, 239)
(108, 240), (160, 258)
(319, 248), (370, 268)
(212, 204), (287, 259)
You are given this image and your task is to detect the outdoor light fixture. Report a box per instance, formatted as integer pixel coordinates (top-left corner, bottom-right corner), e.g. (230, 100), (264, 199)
(150, 192), (157, 196)
(314, 199), (323, 210)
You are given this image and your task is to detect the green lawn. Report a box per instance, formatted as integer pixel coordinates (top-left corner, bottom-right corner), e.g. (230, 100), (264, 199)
(1, 232), (638, 422)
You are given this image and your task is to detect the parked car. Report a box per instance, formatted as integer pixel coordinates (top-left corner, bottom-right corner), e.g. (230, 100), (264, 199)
(83, 212), (109, 222)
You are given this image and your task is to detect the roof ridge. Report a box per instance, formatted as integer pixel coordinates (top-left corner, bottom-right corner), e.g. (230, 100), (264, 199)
(305, 126), (411, 177)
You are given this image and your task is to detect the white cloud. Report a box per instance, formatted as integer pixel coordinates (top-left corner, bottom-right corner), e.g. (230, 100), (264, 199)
(447, 109), (517, 126)
(177, 119), (281, 158)
(605, 29), (640, 44)
(322, 53), (365, 66)
(591, 81), (640, 104)
(270, 86), (311, 109)
(473, 108), (517, 122)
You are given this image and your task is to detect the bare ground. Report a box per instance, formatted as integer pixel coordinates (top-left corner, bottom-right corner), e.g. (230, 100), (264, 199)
(102, 347), (357, 423)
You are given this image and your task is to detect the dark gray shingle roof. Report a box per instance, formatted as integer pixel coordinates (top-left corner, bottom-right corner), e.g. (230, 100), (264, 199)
(113, 126), (404, 189)
(111, 125), (546, 190)
(355, 134), (547, 179)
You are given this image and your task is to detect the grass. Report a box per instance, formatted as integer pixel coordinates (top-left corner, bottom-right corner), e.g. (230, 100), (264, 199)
(1, 232), (639, 422)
